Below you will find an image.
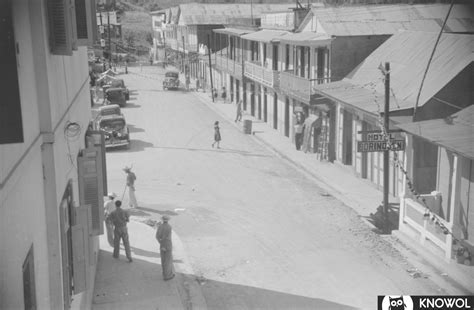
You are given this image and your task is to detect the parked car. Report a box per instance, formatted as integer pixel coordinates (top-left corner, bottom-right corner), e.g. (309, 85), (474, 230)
(109, 79), (130, 100)
(105, 88), (126, 107)
(94, 114), (130, 149)
(93, 104), (121, 119)
(163, 71), (180, 90)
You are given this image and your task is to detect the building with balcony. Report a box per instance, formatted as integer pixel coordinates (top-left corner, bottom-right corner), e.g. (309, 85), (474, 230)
(313, 30), (473, 219)
(0, 1), (105, 309)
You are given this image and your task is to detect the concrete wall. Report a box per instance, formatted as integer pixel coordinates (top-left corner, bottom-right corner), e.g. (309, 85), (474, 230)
(331, 35), (389, 81)
(0, 1), (97, 309)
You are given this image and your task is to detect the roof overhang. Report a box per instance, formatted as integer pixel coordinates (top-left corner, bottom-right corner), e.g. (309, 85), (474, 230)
(280, 32), (332, 47)
(213, 28), (255, 36)
(241, 29), (289, 43)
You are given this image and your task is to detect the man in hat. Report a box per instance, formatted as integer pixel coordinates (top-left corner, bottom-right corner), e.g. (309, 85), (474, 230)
(123, 166), (138, 208)
(104, 192), (117, 246)
(108, 200), (133, 262)
(155, 215), (175, 280)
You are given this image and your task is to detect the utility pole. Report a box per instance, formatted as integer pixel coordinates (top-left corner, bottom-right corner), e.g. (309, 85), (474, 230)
(107, 11), (112, 68)
(182, 35), (186, 74)
(383, 62), (390, 233)
(207, 34), (214, 103)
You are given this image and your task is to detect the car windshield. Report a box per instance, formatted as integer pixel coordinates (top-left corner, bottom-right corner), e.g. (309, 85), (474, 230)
(106, 90), (123, 99)
(165, 72), (178, 78)
(100, 119), (125, 131)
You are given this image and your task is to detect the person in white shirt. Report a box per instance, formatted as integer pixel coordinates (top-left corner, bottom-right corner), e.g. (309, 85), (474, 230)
(104, 192), (117, 246)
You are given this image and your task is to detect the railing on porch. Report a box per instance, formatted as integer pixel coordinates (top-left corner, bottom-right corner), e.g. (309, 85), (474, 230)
(280, 70), (331, 103)
(214, 54), (244, 78)
(400, 197), (453, 260)
(244, 60), (279, 88)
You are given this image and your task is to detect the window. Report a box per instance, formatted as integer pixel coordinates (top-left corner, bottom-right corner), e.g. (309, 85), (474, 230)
(23, 245), (37, 310)
(47, 0), (97, 55)
(0, 0), (24, 144)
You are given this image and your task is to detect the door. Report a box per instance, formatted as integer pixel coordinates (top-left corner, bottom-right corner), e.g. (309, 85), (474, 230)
(250, 84), (255, 116)
(263, 88), (268, 122)
(273, 94), (278, 129)
(272, 45), (279, 70)
(342, 110), (353, 165)
(284, 97), (290, 137)
(258, 86), (262, 120)
(236, 79), (240, 103)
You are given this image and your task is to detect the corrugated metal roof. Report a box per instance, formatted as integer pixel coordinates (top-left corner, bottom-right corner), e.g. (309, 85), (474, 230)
(396, 105), (474, 159)
(241, 29), (289, 43)
(175, 3), (295, 25)
(279, 32), (332, 47)
(214, 28), (255, 36)
(304, 4), (474, 35)
(314, 31), (473, 114)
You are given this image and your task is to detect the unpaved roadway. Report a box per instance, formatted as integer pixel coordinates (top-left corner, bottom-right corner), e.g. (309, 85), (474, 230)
(104, 66), (459, 310)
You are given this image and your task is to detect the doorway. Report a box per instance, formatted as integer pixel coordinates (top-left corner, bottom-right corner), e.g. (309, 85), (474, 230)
(263, 88), (268, 122)
(342, 110), (353, 165)
(284, 97), (290, 137)
(250, 84), (255, 116)
(273, 94), (278, 129)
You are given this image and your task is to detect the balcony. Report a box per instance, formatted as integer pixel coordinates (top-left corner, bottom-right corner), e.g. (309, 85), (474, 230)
(280, 70), (331, 103)
(214, 54), (244, 78)
(244, 61), (280, 89)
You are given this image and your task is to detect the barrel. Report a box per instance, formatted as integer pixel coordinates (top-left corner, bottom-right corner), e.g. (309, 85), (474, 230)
(243, 119), (252, 134)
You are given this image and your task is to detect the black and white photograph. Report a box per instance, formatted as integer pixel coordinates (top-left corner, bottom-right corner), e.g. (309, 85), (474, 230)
(0, 0), (473, 309)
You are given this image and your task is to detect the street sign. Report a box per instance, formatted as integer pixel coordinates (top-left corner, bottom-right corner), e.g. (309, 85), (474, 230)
(357, 139), (405, 152)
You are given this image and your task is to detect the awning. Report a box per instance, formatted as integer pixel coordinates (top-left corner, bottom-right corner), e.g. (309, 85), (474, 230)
(241, 29), (289, 43)
(396, 105), (474, 159)
(214, 28), (255, 36)
(280, 32), (332, 47)
(313, 80), (414, 114)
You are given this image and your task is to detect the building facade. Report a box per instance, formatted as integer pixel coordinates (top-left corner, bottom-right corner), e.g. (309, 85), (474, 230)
(0, 1), (104, 309)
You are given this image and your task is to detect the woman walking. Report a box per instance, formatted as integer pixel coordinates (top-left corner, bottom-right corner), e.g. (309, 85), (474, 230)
(212, 121), (221, 148)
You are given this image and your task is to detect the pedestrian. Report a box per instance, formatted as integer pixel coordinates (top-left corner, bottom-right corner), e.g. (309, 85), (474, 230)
(104, 192), (117, 247)
(196, 78), (201, 92)
(221, 86), (227, 102)
(108, 200), (133, 262)
(155, 215), (175, 280)
(235, 100), (243, 122)
(123, 166), (138, 208)
(294, 113), (305, 151)
(185, 75), (191, 91)
(211, 121), (221, 149)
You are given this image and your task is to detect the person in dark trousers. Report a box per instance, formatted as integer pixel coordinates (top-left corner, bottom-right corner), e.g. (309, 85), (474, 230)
(235, 100), (243, 122)
(212, 121), (221, 148)
(104, 192), (117, 247)
(294, 112), (305, 150)
(108, 200), (133, 262)
(221, 86), (227, 101)
(155, 215), (175, 280)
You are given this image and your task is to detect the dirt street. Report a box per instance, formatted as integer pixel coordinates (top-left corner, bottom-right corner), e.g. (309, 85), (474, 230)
(103, 66), (459, 309)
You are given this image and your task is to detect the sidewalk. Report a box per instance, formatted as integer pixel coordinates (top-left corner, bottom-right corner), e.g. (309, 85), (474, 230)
(188, 79), (474, 294)
(92, 218), (207, 310)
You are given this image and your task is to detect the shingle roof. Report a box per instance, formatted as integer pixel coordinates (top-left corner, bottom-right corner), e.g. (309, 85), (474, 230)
(396, 105), (474, 159)
(314, 31), (474, 113)
(301, 4), (474, 35)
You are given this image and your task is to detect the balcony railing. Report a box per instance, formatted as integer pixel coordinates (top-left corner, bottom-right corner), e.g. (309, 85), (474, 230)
(244, 61), (279, 88)
(280, 70), (331, 103)
(214, 54), (243, 78)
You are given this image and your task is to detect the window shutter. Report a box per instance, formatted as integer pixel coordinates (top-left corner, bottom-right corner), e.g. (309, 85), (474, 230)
(71, 222), (87, 294)
(75, 0), (96, 46)
(78, 147), (104, 235)
(69, 0), (78, 50)
(47, 0), (73, 55)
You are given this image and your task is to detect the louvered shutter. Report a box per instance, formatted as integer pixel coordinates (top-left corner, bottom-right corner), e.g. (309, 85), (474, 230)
(78, 147), (104, 235)
(47, 0), (73, 55)
(71, 221), (87, 294)
(75, 0), (96, 46)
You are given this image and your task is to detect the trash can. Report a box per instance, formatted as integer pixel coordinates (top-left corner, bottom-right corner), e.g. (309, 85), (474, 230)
(243, 119), (252, 134)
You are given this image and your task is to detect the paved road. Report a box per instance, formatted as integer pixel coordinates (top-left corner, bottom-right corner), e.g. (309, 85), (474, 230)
(104, 66), (448, 310)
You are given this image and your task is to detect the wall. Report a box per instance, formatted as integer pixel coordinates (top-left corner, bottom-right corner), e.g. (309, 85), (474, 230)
(331, 35), (389, 81)
(0, 0), (96, 309)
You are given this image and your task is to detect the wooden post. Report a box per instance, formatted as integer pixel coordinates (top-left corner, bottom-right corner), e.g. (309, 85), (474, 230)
(208, 35), (214, 103)
(383, 62), (390, 233)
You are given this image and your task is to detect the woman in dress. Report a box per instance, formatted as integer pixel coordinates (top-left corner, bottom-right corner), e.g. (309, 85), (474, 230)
(212, 121), (221, 149)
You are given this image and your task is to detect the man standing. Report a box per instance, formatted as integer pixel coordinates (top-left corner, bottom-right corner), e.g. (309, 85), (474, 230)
(235, 100), (243, 122)
(123, 166), (138, 208)
(155, 215), (175, 280)
(108, 200), (133, 262)
(104, 192), (117, 247)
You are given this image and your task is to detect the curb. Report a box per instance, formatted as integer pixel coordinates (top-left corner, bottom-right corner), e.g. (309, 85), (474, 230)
(130, 218), (208, 310)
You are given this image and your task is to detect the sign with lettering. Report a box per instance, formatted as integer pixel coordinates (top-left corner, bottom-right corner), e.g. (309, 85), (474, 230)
(357, 139), (405, 152)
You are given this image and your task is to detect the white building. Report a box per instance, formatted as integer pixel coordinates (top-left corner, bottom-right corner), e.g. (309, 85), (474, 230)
(0, 0), (105, 309)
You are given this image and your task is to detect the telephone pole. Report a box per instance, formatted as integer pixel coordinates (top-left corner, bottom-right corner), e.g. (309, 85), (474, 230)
(207, 34), (214, 103)
(383, 62), (390, 233)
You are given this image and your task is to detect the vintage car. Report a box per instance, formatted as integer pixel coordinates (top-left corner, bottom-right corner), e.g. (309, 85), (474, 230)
(163, 71), (180, 90)
(110, 79), (130, 100)
(92, 104), (121, 120)
(95, 114), (130, 149)
(105, 88), (126, 107)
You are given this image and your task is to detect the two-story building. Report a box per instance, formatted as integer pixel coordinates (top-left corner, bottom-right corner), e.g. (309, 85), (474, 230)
(0, 1), (107, 309)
